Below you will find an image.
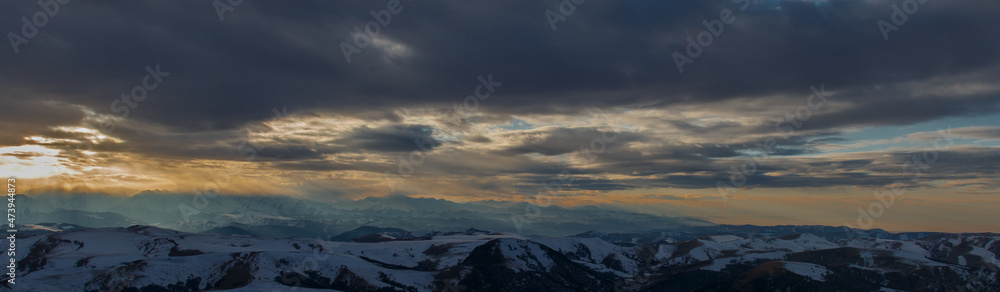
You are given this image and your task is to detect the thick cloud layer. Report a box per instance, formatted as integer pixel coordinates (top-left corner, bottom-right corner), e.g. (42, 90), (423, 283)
(1, 1), (999, 232)
(2, 1), (998, 133)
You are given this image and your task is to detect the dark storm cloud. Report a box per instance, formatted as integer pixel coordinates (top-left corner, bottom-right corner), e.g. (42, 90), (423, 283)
(490, 147), (1000, 192)
(337, 125), (440, 153)
(2, 0), (999, 140)
(0, 100), (85, 146)
(3, 0), (1000, 195)
(798, 91), (1000, 133)
(670, 147), (1000, 190)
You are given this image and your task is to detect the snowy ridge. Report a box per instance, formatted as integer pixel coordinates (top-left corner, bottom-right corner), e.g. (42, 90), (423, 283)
(781, 261), (830, 282)
(3, 226), (998, 291)
(493, 238), (556, 272)
(6, 226), (518, 291)
(532, 237), (638, 275)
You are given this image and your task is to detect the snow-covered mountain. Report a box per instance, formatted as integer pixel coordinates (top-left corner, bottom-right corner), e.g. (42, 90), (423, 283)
(3, 225), (998, 291)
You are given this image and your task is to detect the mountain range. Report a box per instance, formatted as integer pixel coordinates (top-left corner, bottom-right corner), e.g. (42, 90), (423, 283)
(4, 224), (998, 291)
(9, 192), (998, 291)
(15, 192), (710, 237)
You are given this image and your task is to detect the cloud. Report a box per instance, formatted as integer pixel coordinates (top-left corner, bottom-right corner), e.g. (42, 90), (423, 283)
(910, 126), (1000, 141)
(255, 146), (324, 160)
(0, 0), (998, 206)
(337, 124), (441, 153)
(0, 0), (998, 135)
(498, 127), (633, 156)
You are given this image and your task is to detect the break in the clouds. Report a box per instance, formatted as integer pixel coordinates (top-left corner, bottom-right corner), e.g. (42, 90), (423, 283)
(1, 0), (999, 232)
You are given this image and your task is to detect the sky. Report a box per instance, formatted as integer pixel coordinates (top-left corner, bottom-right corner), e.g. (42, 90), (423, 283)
(1, 0), (998, 232)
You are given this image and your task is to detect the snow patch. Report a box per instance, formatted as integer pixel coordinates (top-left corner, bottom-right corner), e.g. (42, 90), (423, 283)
(782, 261), (830, 282)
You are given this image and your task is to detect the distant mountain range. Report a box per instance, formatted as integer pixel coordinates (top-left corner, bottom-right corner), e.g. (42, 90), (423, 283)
(5, 225), (998, 291)
(14, 192), (711, 237)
